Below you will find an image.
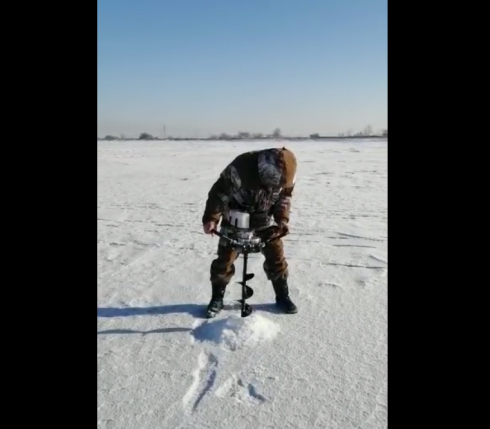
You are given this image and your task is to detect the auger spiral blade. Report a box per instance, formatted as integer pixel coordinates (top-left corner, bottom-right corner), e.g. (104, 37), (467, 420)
(236, 284), (254, 300)
(236, 301), (253, 317)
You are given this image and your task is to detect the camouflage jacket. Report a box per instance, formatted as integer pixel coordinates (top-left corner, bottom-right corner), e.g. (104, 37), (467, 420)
(202, 148), (296, 228)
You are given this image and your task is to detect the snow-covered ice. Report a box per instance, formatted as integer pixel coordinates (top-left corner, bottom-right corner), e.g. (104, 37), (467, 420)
(191, 313), (281, 351)
(97, 139), (388, 429)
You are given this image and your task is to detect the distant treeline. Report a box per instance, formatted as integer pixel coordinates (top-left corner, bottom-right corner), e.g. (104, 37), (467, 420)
(98, 135), (387, 141)
(98, 128), (387, 141)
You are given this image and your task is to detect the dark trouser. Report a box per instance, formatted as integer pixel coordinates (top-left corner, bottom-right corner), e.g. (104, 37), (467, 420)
(210, 235), (288, 286)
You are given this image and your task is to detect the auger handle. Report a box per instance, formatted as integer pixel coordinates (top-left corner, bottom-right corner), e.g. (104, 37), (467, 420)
(211, 229), (240, 246)
(210, 228), (288, 246)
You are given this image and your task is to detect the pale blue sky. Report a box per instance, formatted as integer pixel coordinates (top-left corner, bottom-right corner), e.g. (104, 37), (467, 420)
(97, 0), (387, 138)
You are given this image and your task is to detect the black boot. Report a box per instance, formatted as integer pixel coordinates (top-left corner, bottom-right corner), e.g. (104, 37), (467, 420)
(206, 283), (226, 318)
(272, 276), (298, 314)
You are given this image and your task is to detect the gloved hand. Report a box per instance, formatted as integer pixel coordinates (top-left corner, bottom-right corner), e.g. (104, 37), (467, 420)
(277, 221), (289, 236)
(260, 221), (289, 242)
(203, 221), (217, 235)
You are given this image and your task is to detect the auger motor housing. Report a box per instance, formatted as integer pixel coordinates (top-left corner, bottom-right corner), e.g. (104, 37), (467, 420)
(225, 209), (262, 253)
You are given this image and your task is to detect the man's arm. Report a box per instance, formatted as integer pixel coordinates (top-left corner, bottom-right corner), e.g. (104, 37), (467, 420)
(272, 185), (294, 224)
(202, 163), (241, 225)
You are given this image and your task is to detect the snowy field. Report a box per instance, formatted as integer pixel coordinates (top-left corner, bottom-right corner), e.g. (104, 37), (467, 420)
(97, 139), (388, 429)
